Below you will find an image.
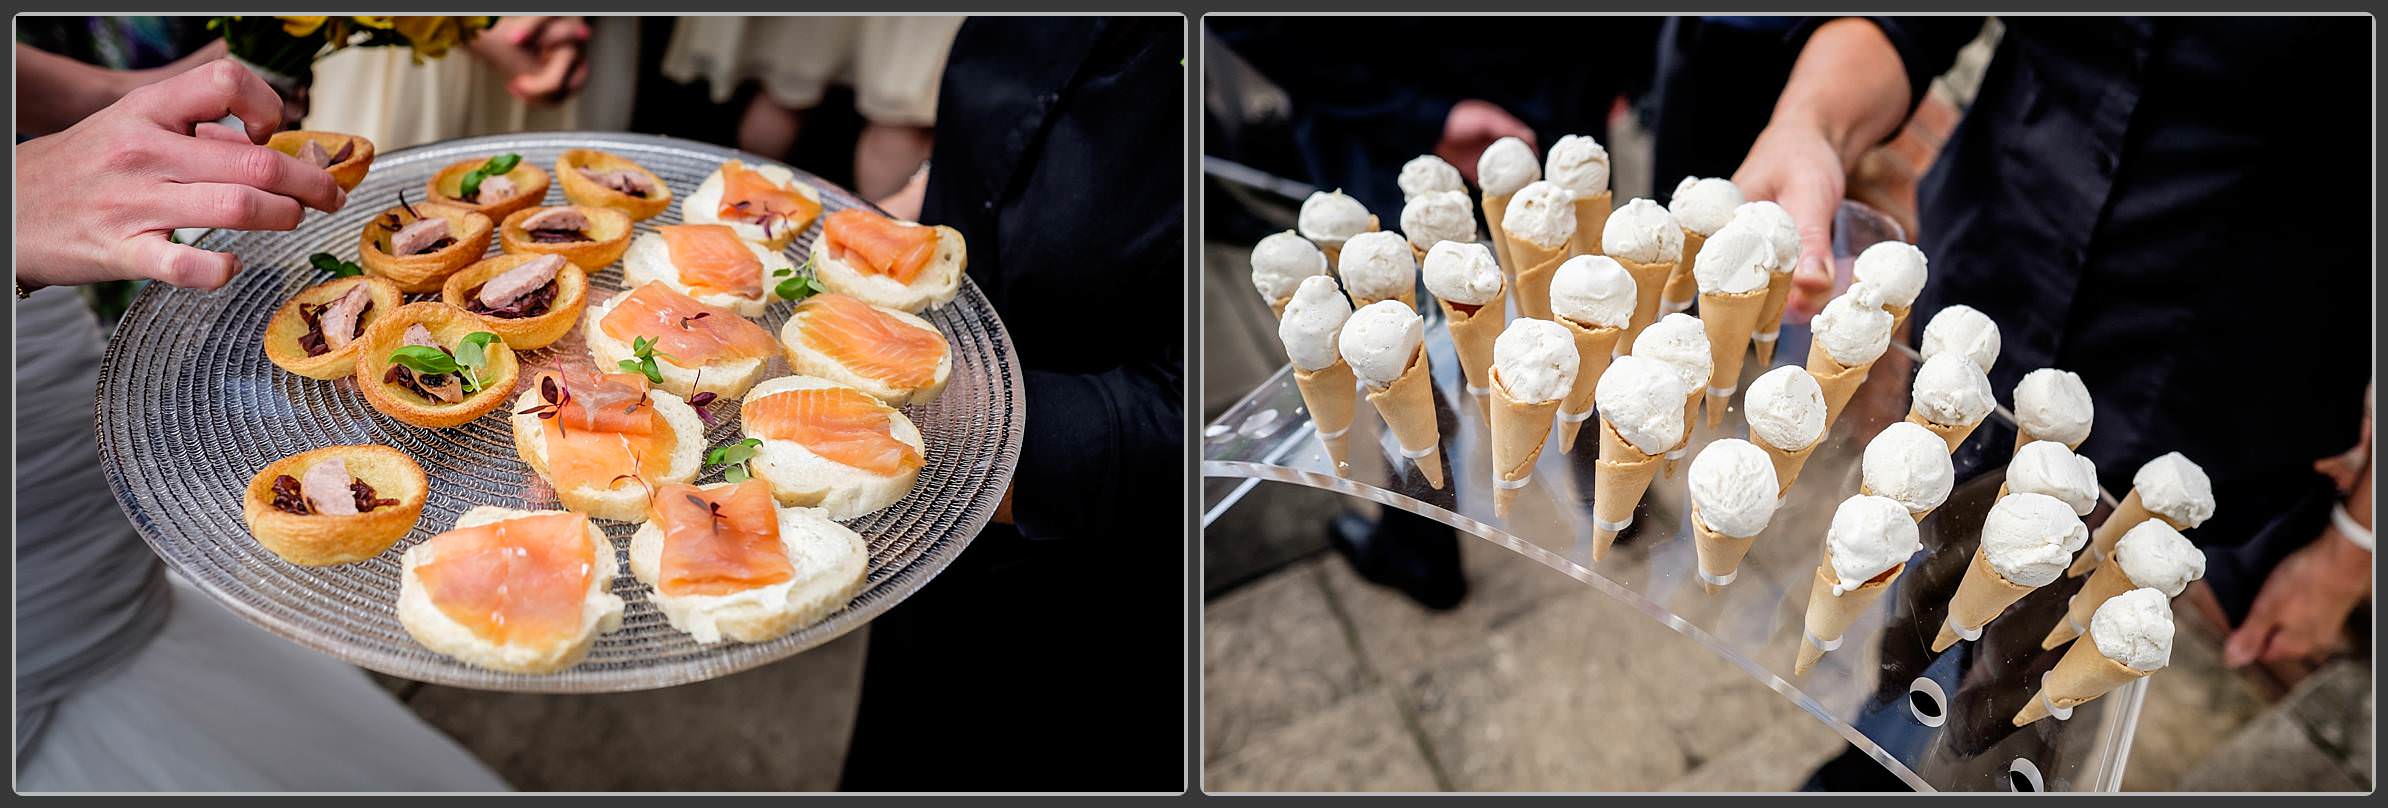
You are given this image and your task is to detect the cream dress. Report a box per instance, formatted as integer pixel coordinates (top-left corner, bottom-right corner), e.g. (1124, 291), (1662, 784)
(300, 16), (641, 152)
(661, 15), (963, 127)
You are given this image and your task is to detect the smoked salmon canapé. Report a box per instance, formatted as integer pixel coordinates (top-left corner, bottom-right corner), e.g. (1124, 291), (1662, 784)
(627, 480), (869, 644)
(498, 205), (634, 270)
(509, 370), (706, 523)
(242, 445), (426, 566)
(556, 149), (672, 221)
(397, 506), (625, 674)
(621, 223), (793, 318)
(809, 207), (966, 313)
(777, 292), (952, 405)
(354, 302), (521, 428)
(681, 159), (823, 252)
(427, 154), (552, 222)
(265, 130), (374, 191)
(263, 275), (404, 380)
(357, 199), (493, 293)
(442, 253), (588, 350)
(585, 282), (780, 400)
(738, 376), (927, 520)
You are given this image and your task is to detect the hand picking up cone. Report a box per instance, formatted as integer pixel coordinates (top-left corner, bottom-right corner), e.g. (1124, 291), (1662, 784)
(1487, 319), (1578, 518)
(1340, 300), (1444, 488)
(1796, 495), (1922, 676)
(2015, 588), (2172, 726)
(1545, 255), (1635, 452)
(2043, 520), (2205, 650)
(1687, 439), (1779, 590)
(1931, 492), (2087, 652)
(1279, 276), (1357, 473)
(1589, 355), (1683, 561)
(2070, 451), (2213, 578)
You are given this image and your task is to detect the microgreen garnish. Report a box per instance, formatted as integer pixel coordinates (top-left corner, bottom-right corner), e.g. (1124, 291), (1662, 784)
(309, 252), (364, 277)
(774, 256), (827, 302)
(459, 153), (522, 199)
(398, 188), (420, 219)
(617, 335), (665, 384)
(387, 346), (459, 376)
(389, 331), (498, 394)
(518, 375), (574, 431)
(705, 438), (764, 483)
(453, 331), (499, 392)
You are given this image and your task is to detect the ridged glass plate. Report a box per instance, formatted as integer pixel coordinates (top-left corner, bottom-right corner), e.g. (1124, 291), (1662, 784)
(96, 132), (1023, 692)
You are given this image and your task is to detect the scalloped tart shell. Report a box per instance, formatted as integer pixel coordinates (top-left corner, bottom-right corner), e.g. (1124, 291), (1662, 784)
(427, 157), (552, 222)
(498, 205), (633, 269)
(262, 275), (405, 380)
(242, 444), (427, 566)
(354, 302), (522, 428)
(357, 201), (493, 293)
(440, 254), (590, 350)
(555, 149), (672, 221)
(266, 130), (376, 191)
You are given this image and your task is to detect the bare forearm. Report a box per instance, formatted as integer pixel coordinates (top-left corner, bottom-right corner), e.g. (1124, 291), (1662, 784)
(16, 44), (129, 136)
(1772, 18), (1916, 170)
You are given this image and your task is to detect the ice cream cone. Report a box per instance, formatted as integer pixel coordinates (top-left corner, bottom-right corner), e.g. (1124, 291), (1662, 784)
(1904, 410), (1980, 454)
(1750, 272), (1794, 365)
(1438, 285), (1509, 398)
(1795, 552), (1905, 676)
(1353, 288), (1418, 313)
(1804, 339), (1874, 431)
(1363, 347), (1444, 489)
(1859, 482), (1934, 524)
(1886, 301), (1913, 338)
(1268, 296), (1292, 319)
(1691, 509), (1758, 590)
(1932, 547), (2040, 652)
(2013, 628), (2154, 726)
(2014, 426), (2087, 454)
(2040, 555), (2141, 649)
(1292, 360), (1359, 474)
(1316, 215), (1380, 269)
(1663, 388), (1698, 479)
(1504, 236), (1570, 323)
(1612, 255), (1677, 353)
(1754, 433), (1821, 498)
(1566, 191), (1612, 258)
(1663, 229), (1705, 313)
(1592, 417), (1662, 562)
(2069, 490), (2186, 578)
(1482, 192), (1516, 280)
(1489, 373), (1562, 518)
(1553, 317), (1624, 452)
(1698, 287), (1767, 426)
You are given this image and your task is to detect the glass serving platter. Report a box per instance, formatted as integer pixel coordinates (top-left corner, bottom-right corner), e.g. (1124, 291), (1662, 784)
(1201, 203), (2144, 792)
(96, 132), (1024, 693)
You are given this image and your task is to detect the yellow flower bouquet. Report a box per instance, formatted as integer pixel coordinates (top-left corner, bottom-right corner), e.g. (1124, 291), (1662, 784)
(209, 16), (496, 91)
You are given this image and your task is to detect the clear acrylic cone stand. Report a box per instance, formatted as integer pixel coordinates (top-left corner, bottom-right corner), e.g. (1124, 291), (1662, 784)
(1202, 203), (2143, 792)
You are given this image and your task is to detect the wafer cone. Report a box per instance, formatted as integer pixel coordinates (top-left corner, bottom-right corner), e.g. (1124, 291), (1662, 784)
(1886, 302), (1912, 338)
(1796, 553), (1905, 676)
(1553, 317), (1623, 452)
(1438, 285), (1508, 398)
(1268, 296), (1292, 319)
(1505, 235), (1570, 323)
(1364, 347), (1444, 489)
(1352, 288), (1418, 313)
(1804, 339), (1874, 431)
(1691, 509), (1759, 590)
(2014, 426), (2087, 454)
(1613, 255), (1676, 352)
(1664, 229), (1705, 313)
(1591, 418), (1662, 561)
(1482, 192), (1516, 280)
(1663, 388), (1698, 479)
(1933, 547), (2041, 652)
(1489, 373), (1561, 518)
(2013, 628), (2154, 726)
(2069, 490), (2184, 578)
(1699, 287), (1767, 426)
(1754, 434), (1821, 497)
(1567, 191), (1612, 258)
(1904, 411), (1981, 454)
(1316, 215), (1380, 269)
(1859, 482), (1935, 524)
(2040, 555), (2140, 649)
(1292, 360), (1358, 474)
(1751, 272), (1794, 365)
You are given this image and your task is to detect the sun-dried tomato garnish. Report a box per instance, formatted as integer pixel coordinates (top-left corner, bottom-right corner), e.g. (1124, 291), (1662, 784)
(350, 479), (400, 512)
(270, 474), (310, 514)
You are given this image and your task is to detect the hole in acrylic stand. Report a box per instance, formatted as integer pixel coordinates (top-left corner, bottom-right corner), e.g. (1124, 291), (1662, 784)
(1906, 677), (1947, 727)
(1203, 423), (1233, 441)
(1237, 408), (1281, 438)
(2006, 758), (2044, 792)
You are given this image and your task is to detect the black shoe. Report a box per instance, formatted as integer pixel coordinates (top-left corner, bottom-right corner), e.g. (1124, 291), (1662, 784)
(1328, 508), (1468, 611)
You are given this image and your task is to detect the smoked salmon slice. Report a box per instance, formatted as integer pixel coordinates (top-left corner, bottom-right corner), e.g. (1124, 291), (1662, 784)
(795, 293), (946, 390)
(599, 283), (777, 366)
(414, 512), (595, 645)
(716, 161), (823, 236)
(652, 480), (795, 597)
(744, 386), (923, 477)
(660, 224), (764, 299)
(821, 209), (938, 284)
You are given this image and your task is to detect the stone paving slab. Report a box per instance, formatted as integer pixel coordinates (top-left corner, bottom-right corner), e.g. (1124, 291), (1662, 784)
(1206, 686), (1442, 792)
(2118, 605), (2271, 791)
(1660, 712), (1849, 792)
(1203, 559), (1375, 763)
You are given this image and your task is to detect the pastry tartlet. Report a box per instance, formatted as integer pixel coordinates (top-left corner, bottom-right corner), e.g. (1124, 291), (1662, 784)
(354, 302), (521, 428)
(358, 200), (493, 293)
(398, 506), (625, 674)
(242, 444), (426, 566)
(266, 130), (375, 191)
(427, 156), (552, 222)
(627, 480), (869, 644)
(681, 159), (822, 251)
(498, 205), (633, 269)
(262, 275), (403, 379)
(508, 371), (705, 522)
(809, 208), (967, 313)
(556, 149), (671, 221)
(441, 253), (589, 350)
